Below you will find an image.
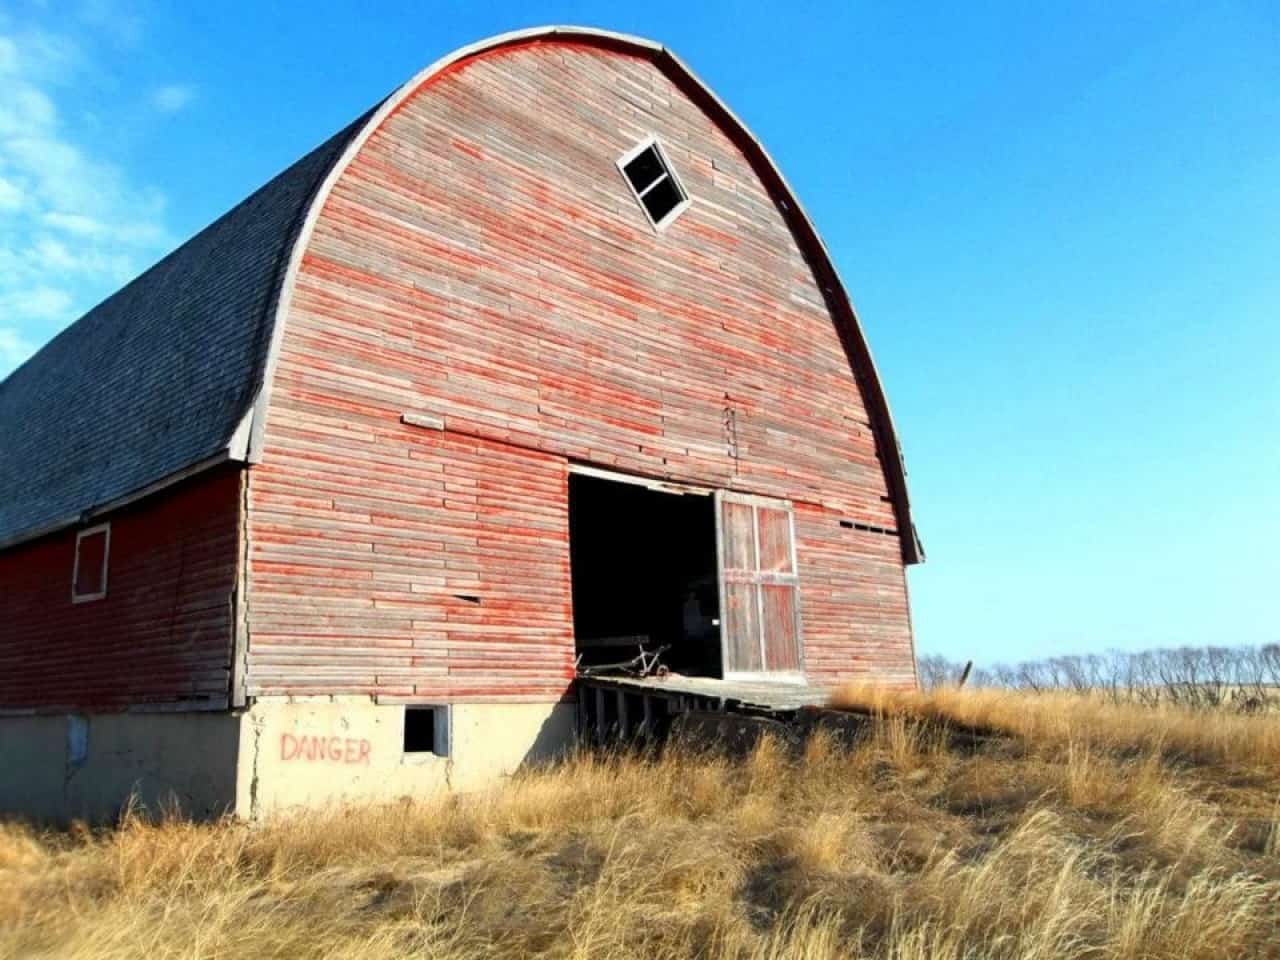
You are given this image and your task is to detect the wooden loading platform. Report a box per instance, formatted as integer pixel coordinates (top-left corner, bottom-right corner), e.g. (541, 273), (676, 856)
(575, 673), (1002, 755)
(575, 674), (831, 749)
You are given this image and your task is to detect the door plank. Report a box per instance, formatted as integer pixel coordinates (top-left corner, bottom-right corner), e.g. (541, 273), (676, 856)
(716, 492), (803, 678)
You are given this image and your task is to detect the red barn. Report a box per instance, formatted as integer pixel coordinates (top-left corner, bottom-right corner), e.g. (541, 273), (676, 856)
(0, 27), (921, 821)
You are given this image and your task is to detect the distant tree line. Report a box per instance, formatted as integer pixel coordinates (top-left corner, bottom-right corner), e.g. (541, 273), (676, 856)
(917, 644), (1280, 711)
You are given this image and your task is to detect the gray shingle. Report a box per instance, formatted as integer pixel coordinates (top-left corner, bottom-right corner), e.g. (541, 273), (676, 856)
(0, 110), (375, 547)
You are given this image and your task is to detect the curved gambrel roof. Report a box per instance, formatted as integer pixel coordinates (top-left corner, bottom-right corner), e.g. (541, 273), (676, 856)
(0, 27), (921, 562)
(0, 110), (374, 548)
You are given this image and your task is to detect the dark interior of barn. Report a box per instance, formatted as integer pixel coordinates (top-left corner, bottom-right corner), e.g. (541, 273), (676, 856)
(568, 473), (722, 677)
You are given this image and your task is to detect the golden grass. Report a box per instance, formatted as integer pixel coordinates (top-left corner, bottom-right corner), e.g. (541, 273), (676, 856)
(2, 690), (1278, 959)
(829, 684), (1280, 771)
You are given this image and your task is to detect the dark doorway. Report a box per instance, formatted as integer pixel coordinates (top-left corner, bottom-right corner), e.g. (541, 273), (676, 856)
(568, 472), (721, 677)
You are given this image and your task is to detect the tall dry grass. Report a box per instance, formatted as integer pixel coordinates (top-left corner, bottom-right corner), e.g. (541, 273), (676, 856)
(829, 684), (1280, 771)
(2, 690), (1278, 959)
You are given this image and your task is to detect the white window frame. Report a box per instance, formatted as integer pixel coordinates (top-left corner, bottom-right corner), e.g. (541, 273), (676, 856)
(616, 135), (691, 232)
(71, 522), (111, 604)
(402, 704), (451, 761)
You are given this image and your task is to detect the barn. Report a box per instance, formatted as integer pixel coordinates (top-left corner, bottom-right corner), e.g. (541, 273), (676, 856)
(0, 27), (921, 821)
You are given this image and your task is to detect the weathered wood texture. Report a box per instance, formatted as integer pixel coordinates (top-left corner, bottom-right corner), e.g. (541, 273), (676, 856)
(795, 504), (915, 687)
(246, 435), (571, 701)
(718, 494), (803, 676)
(246, 39), (914, 700)
(0, 465), (241, 711)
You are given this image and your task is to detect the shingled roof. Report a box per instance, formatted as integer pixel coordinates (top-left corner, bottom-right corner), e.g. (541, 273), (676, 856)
(0, 110), (373, 548)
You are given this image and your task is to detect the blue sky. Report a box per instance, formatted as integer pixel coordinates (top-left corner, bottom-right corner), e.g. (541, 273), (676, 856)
(1, 1), (1276, 664)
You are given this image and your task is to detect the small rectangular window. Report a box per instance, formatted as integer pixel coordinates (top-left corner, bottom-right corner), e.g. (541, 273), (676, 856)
(72, 523), (110, 603)
(403, 705), (450, 758)
(622, 146), (665, 193)
(617, 137), (689, 230)
(640, 176), (683, 224)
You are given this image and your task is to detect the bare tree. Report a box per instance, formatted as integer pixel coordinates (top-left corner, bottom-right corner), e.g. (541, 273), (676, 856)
(914, 643), (1279, 712)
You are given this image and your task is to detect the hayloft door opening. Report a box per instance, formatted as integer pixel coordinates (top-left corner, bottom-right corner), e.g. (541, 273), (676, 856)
(569, 471), (722, 678)
(716, 492), (804, 682)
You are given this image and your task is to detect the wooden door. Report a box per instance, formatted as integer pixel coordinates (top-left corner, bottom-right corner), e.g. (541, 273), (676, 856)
(716, 492), (803, 680)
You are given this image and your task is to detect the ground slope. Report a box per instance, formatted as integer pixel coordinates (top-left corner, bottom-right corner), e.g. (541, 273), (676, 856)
(1, 691), (1277, 959)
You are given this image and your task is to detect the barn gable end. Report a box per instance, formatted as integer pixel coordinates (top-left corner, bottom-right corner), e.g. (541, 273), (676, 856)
(244, 34), (917, 704)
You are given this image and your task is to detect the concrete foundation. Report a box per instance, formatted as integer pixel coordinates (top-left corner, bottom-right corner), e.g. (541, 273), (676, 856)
(0, 700), (575, 823)
(0, 711), (241, 824)
(238, 698), (575, 817)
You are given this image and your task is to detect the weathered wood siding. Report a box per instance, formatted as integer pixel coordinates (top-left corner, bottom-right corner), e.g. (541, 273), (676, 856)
(795, 505), (915, 686)
(246, 39), (914, 699)
(0, 466), (241, 711)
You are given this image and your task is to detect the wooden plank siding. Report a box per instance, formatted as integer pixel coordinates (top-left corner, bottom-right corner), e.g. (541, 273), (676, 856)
(245, 40), (914, 700)
(0, 465), (242, 711)
(795, 504), (915, 687)
(246, 434), (572, 700)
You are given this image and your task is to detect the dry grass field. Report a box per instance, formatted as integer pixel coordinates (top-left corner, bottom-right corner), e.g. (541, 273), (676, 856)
(2, 689), (1277, 959)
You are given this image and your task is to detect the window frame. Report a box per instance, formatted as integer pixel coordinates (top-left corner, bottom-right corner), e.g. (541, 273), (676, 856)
(71, 522), (111, 604)
(615, 135), (691, 232)
(402, 704), (451, 760)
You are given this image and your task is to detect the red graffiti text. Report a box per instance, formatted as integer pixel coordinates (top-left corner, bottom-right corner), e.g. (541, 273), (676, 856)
(280, 733), (371, 765)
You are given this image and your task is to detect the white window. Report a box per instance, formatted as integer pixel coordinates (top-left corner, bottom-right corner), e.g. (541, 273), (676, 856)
(617, 137), (689, 230)
(403, 704), (450, 758)
(72, 523), (110, 603)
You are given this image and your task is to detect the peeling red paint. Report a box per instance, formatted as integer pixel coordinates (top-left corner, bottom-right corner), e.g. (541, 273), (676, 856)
(0, 466), (241, 711)
(245, 41), (915, 701)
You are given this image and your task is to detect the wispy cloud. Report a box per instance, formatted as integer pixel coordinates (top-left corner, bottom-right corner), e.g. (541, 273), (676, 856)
(151, 83), (195, 113)
(0, 326), (36, 374)
(0, 13), (174, 379)
(0, 175), (22, 211)
(0, 286), (74, 322)
(77, 0), (146, 49)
